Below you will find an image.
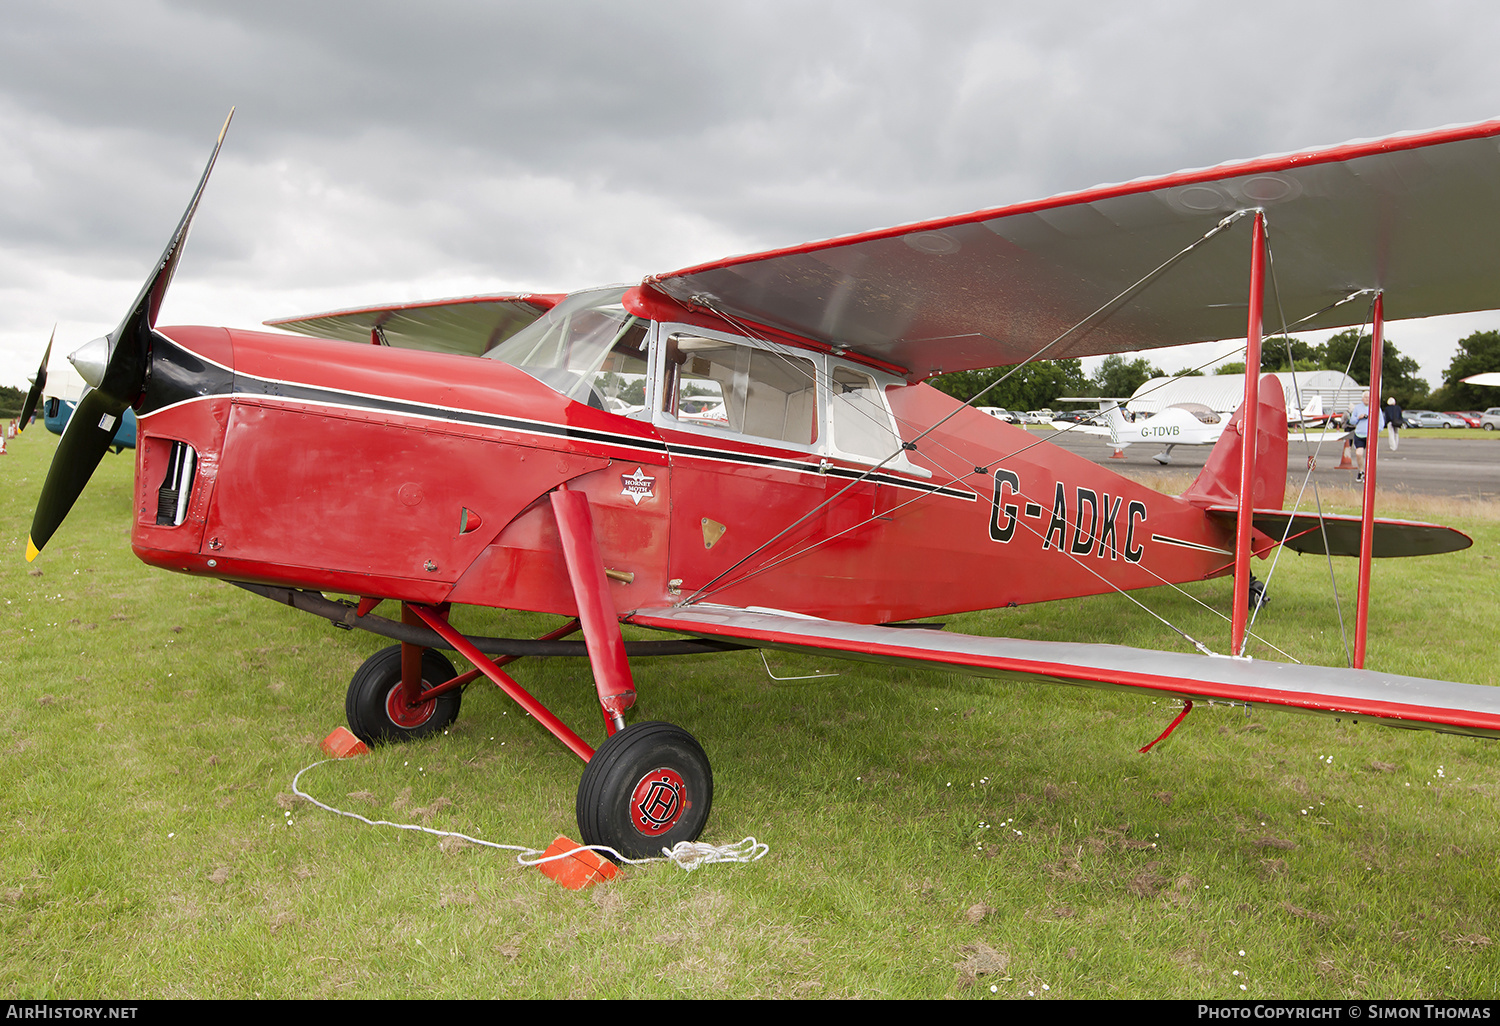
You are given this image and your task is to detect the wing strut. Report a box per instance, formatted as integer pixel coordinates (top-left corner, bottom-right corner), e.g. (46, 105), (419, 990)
(550, 485), (637, 734)
(1230, 212), (1267, 656)
(1354, 294), (1385, 667)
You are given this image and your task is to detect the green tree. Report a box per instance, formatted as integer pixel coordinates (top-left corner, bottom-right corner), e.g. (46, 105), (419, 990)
(1260, 335), (1322, 372)
(930, 359), (1088, 410)
(1321, 329), (1428, 407)
(1090, 354), (1163, 398)
(1428, 330), (1500, 411)
(1216, 361), (1246, 376)
(0, 385), (21, 418)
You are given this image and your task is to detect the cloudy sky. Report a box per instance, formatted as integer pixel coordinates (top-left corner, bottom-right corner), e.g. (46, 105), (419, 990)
(6, 0), (1500, 391)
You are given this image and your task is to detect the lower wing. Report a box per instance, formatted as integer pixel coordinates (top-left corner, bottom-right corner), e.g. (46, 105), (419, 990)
(628, 604), (1500, 739)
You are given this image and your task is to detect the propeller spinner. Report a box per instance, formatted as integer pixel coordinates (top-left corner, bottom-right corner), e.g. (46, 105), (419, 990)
(26, 110), (233, 562)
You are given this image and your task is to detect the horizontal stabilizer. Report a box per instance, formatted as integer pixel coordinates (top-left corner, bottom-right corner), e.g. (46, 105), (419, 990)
(629, 605), (1500, 739)
(1206, 507), (1472, 557)
(267, 293), (564, 357)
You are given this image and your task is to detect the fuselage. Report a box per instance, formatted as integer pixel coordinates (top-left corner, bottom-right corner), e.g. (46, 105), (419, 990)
(129, 290), (1249, 625)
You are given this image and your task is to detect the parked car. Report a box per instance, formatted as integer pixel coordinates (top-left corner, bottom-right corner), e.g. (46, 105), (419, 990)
(1405, 410), (1469, 429)
(975, 406), (1021, 423)
(1481, 408), (1500, 431)
(1447, 411), (1483, 428)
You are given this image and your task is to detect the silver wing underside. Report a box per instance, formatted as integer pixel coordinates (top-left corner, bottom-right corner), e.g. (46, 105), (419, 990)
(629, 604), (1500, 740)
(649, 120), (1500, 377)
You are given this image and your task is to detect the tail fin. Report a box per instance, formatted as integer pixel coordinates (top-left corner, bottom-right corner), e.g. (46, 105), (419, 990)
(1182, 374), (1288, 510)
(1099, 399), (1128, 446)
(1298, 393), (1322, 423)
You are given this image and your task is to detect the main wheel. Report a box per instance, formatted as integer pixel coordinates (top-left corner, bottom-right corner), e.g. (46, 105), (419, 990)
(576, 721), (713, 860)
(1248, 576), (1270, 612)
(345, 645), (461, 745)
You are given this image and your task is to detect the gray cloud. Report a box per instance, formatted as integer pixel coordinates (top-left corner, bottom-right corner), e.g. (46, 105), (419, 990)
(5, 0), (1500, 387)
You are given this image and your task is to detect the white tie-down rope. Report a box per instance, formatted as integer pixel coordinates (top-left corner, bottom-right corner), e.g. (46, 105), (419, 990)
(291, 760), (769, 872)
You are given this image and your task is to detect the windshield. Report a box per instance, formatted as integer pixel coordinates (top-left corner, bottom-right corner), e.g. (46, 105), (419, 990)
(483, 287), (648, 407)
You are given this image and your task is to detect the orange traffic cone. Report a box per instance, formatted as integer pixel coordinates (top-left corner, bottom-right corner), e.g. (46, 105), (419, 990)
(1337, 441), (1353, 469)
(1110, 447), (1126, 459)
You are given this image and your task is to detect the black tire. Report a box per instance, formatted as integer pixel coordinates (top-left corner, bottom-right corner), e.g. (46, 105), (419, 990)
(345, 645), (461, 745)
(576, 721), (712, 860)
(1248, 576), (1270, 612)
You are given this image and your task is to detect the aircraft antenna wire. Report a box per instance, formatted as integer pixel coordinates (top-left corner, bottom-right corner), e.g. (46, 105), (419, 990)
(896, 209), (1254, 443)
(686, 211), (1311, 665)
(290, 760), (769, 871)
(955, 341), (1257, 470)
(682, 210), (1254, 606)
(725, 458), (1311, 664)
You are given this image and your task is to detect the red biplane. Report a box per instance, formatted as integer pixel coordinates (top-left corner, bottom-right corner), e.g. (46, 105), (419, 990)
(27, 113), (1500, 858)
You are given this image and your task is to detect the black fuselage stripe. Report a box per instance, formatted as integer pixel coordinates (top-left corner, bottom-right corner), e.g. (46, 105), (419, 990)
(149, 337), (967, 500)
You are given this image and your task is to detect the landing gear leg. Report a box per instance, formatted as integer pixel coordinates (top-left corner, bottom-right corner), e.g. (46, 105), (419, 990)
(548, 485), (714, 856)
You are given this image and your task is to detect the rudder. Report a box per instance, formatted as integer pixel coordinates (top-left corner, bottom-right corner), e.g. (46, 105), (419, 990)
(1182, 374), (1287, 510)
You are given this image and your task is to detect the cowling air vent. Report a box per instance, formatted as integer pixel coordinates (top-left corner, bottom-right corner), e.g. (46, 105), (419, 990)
(155, 441), (197, 526)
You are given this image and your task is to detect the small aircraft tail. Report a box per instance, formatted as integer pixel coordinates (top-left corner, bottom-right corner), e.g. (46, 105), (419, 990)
(1297, 393), (1323, 424)
(1182, 374), (1288, 510)
(1098, 399), (1129, 446)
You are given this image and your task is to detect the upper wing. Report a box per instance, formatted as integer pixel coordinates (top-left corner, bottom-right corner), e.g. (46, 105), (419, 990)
(628, 604), (1500, 739)
(647, 119), (1500, 377)
(266, 293), (564, 357)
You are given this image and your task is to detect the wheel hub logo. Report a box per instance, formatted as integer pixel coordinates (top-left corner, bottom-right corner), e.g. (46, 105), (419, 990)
(631, 769), (689, 835)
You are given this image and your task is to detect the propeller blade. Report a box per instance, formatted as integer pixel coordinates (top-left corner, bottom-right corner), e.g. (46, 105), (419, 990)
(17, 328), (52, 432)
(26, 109), (233, 561)
(98, 108), (234, 407)
(26, 390), (128, 560)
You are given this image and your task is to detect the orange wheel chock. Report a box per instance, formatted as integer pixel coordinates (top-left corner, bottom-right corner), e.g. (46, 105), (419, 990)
(320, 726), (370, 759)
(538, 835), (619, 890)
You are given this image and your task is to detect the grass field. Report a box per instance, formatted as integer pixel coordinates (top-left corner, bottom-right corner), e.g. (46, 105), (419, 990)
(3, 427), (1499, 999)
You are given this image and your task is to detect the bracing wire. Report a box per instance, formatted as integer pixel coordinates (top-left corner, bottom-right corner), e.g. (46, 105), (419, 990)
(1240, 249), (1375, 663)
(681, 209), (1252, 606)
(668, 206), (1361, 669)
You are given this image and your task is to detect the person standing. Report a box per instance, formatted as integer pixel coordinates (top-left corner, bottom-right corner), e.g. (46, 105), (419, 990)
(1351, 389), (1383, 483)
(1385, 396), (1403, 451)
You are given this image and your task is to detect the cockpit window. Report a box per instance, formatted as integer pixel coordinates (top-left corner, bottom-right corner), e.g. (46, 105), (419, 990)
(662, 334), (818, 445)
(483, 287), (647, 408)
(1170, 402), (1221, 425)
(829, 365), (898, 459)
